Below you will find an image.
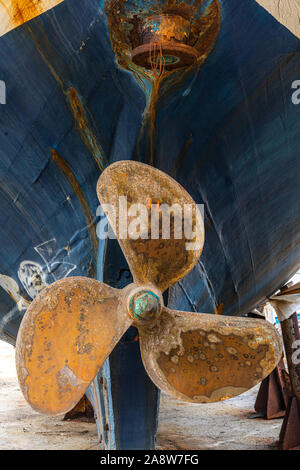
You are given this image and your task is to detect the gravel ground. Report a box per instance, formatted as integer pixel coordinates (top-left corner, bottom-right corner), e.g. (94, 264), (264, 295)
(0, 340), (282, 450)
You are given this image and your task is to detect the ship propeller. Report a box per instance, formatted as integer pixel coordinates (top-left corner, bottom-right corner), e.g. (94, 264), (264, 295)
(16, 161), (282, 415)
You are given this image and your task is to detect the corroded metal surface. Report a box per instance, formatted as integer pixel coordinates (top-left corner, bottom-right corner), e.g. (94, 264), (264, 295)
(97, 160), (204, 293)
(132, 42), (199, 71)
(141, 13), (191, 45)
(131, 13), (200, 70)
(16, 160), (283, 416)
(104, 0), (221, 74)
(0, 0), (299, 450)
(127, 286), (163, 324)
(16, 274), (283, 412)
(16, 277), (132, 415)
(140, 307), (282, 403)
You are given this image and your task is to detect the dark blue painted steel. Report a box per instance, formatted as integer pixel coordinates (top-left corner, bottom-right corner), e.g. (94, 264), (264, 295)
(162, 0), (300, 316)
(0, 0), (299, 449)
(88, 238), (159, 450)
(103, 239), (159, 450)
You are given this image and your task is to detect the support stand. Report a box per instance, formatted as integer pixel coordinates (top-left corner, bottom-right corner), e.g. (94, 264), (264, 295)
(274, 283), (300, 450)
(63, 395), (95, 423)
(279, 311), (300, 450)
(253, 358), (291, 419)
(279, 397), (300, 450)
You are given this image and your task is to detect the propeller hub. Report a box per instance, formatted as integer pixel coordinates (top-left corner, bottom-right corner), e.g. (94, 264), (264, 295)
(127, 287), (163, 324)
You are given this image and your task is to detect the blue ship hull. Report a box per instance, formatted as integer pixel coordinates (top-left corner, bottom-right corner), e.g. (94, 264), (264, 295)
(0, 0), (299, 449)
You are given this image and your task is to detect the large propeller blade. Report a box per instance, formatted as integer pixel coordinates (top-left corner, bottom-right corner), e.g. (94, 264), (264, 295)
(15, 161), (282, 416)
(16, 277), (132, 415)
(97, 161), (204, 293)
(139, 307), (282, 403)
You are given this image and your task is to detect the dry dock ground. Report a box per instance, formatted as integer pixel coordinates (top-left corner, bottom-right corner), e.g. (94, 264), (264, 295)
(0, 340), (282, 450)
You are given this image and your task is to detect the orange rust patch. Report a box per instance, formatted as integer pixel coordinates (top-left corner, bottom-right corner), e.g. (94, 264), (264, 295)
(215, 303), (224, 315)
(97, 160), (204, 293)
(148, 75), (163, 166)
(104, 2), (221, 167)
(67, 87), (104, 171)
(15, 277), (131, 415)
(20, 27), (105, 171)
(140, 307), (282, 403)
(157, 329), (269, 401)
(104, 0), (221, 77)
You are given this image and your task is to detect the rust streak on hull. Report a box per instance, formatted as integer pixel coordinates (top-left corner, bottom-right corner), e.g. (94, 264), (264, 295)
(51, 149), (99, 258)
(67, 87), (105, 171)
(25, 27), (105, 171)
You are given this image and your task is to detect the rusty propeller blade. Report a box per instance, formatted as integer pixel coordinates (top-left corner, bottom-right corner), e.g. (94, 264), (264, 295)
(97, 161), (204, 293)
(15, 162), (283, 417)
(139, 307), (282, 403)
(16, 277), (132, 415)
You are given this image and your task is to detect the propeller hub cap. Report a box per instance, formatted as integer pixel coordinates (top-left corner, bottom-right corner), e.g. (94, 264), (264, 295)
(128, 289), (162, 324)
